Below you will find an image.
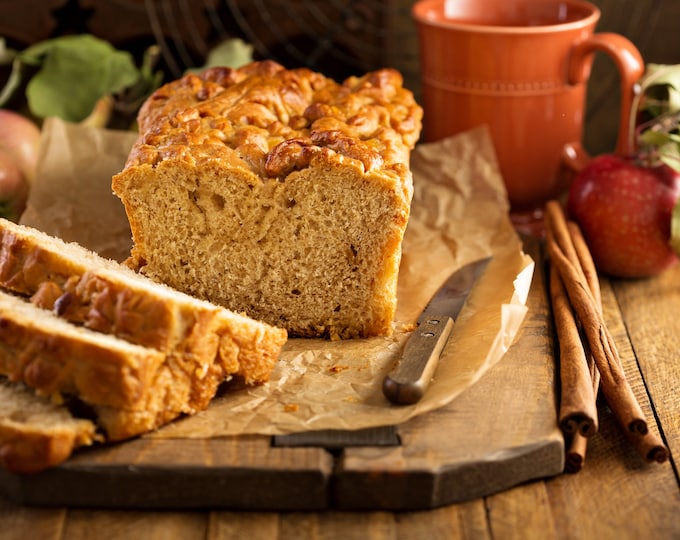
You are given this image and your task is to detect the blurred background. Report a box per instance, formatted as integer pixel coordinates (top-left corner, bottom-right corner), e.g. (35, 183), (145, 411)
(1, 0), (679, 155)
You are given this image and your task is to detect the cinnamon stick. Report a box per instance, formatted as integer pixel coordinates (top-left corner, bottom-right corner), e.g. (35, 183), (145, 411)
(549, 263), (597, 437)
(545, 201), (669, 464)
(564, 349), (600, 472)
(545, 201), (589, 286)
(567, 221), (601, 402)
(563, 219), (603, 471)
(624, 429), (670, 463)
(546, 222), (647, 434)
(567, 221), (601, 309)
(545, 201), (599, 439)
(564, 433), (588, 473)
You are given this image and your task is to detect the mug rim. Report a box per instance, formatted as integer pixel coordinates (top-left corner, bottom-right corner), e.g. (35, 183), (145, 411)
(412, 0), (600, 33)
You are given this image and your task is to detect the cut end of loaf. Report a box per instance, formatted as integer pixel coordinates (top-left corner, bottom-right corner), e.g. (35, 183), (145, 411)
(117, 156), (410, 339)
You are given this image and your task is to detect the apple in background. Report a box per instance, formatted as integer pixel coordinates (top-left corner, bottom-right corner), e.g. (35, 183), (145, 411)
(0, 109), (41, 185)
(567, 153), (680, 278)
(0, 148), (29, 221)
(0, 109), (41, 221)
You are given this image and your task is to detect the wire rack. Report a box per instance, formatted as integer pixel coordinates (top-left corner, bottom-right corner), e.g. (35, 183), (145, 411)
(142, 0), (420, 89)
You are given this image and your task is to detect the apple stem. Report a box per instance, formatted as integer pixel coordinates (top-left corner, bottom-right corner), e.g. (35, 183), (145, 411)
(628, 81), (645, 156)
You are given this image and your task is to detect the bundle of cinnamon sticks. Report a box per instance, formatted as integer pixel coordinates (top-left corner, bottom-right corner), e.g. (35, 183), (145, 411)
(543, 200), (669, 473)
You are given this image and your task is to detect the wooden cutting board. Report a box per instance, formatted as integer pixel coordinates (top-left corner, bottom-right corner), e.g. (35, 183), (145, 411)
(0, 237), (564, 511)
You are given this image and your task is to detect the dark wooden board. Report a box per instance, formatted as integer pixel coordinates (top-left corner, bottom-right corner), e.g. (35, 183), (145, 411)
(0, 237), (564, 510)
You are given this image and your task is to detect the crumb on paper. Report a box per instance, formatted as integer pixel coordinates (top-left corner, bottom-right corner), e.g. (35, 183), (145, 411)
(399, 322), (417, 332)
(328, 362), (372, 374)
(283, 403), (299, 413)
(329, 365), (350, 374)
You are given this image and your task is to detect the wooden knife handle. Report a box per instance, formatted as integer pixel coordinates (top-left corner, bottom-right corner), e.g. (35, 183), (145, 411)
(382, 316), (455, 405)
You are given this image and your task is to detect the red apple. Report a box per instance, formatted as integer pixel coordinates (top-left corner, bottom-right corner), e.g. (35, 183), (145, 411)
(0, 109), (41, 185)
(567, 153), (680, 278)
(0, 148), (29, 221)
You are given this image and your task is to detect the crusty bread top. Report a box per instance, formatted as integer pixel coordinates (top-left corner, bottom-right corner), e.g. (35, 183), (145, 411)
(122, 60), (422, 182)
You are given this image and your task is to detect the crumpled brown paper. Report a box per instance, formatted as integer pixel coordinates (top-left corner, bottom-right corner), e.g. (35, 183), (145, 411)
(21, 118), (135, 262)
(20, 118), (534, 438)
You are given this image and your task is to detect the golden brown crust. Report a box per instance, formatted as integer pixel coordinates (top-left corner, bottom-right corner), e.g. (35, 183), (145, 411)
(0, 425), (87, 474)
(124, 60), (420, 179)
(0, 228), (85, 293)
(216, 311), (288, 385)
(0, 291), (166, 410)
(0, 219), (285, 385)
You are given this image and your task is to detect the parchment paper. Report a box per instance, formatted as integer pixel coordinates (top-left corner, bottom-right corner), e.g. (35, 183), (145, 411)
(20, 118), (534, 437)
(21, 118), (135, 262)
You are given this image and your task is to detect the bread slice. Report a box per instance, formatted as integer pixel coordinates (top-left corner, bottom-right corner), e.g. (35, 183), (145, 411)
(0, 300), (197, 441)
(0, 218), (287, 440)
(0, 289), (168, 409)
(112, 60), (422, 339)
(0, 378), (100, 474)
(0, 217), (286, 383)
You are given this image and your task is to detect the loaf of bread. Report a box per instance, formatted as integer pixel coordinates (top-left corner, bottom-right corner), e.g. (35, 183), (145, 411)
(0, 218), (287, 459)
(0, 378), (102, 474)
(112, 60), (422, 339)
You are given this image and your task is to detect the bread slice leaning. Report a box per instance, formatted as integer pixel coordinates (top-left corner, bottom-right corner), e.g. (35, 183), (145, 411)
(0, 378), (100, 474)
(0, 287), (191, 443)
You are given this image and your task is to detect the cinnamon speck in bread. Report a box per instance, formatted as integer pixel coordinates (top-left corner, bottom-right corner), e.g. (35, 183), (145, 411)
(112, 60), (422, 339)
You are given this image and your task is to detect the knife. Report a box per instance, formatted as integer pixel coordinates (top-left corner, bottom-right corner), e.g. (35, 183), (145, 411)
(382, 256), (492, 405)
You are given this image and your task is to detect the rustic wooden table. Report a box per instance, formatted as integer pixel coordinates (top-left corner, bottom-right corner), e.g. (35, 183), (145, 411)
(1, 236), (679, 539)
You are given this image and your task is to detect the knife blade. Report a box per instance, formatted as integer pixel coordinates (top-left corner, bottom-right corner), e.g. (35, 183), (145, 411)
(382, 256), (492, 405)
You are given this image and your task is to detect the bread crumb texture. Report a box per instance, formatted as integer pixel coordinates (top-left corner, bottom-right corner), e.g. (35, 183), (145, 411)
(113, 60), (423, 339)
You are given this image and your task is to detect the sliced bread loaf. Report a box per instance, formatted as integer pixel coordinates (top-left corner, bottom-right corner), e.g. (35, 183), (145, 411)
(0, 218), (287, 442)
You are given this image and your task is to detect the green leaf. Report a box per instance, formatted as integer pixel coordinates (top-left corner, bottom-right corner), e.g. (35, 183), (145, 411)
(671, 198), (680, 257)
(0, 39), (24, 107)
(20, 35), (140, 122)
(639, 63), (680, 115)
(659, 144), (680, 173)
(186, 38), (254, 73)
(114, 45), (164, 116)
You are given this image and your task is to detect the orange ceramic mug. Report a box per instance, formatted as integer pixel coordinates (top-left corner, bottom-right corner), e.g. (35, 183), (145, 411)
(412, 0), (644, 219)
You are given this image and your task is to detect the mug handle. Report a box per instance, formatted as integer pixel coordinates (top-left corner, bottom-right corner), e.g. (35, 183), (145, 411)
(560, 33), (645, 177)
